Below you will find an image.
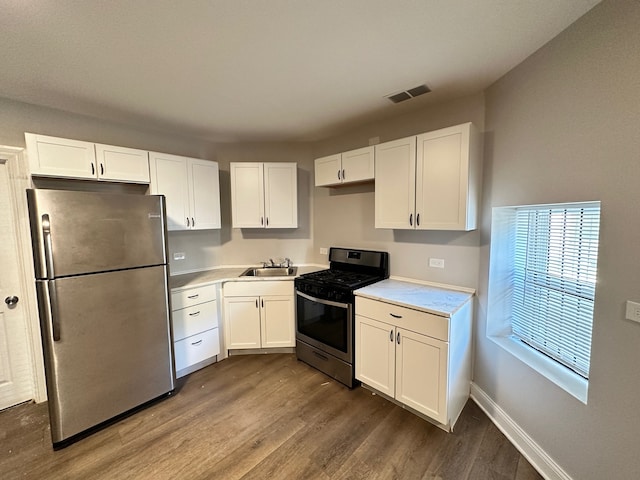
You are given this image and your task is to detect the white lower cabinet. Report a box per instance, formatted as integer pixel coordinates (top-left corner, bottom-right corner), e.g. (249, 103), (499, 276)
(355, 296), (471, 430)
(171, 284), (220, 378)
(223, 281), (295, 350)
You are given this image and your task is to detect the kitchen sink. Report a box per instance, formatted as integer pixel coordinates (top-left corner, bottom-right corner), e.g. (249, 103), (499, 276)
(240, 266), (298, 277)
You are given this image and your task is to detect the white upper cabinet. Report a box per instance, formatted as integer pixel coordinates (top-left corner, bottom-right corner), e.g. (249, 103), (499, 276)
(415, 123), (480, 231)
(314, 146), (374, 187)
(230, 162), (297, 228)
(374, 123), (481, 231)
(149, 152), (221, 231)
(25, 133), (150, 183)
(374, 136), (417, 229)
(95, 144), (150, 183)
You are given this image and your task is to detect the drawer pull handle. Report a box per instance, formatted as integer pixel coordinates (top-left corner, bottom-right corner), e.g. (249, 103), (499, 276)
(191, 339), (203, 346)
(390, 313), (402, 319)
(187, 294), (199, 299)
(189, 311), (201, 317)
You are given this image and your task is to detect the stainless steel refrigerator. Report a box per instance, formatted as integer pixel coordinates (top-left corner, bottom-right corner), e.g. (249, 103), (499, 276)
(27, 189), (175, 447)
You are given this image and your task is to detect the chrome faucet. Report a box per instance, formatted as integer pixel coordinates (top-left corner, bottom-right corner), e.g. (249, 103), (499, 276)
(269, 258), (275, 267)
(284, 258), (292, 267)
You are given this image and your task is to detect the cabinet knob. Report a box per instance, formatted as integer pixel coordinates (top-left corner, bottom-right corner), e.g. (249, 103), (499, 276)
(191, 217), (195, 227)
(416, 213), (420, 226)
(342, 169), (345, 180)
(337, 170), (341, 180)
(186, 217), (190, 227)
(91, 163), (95, 175)
(397, 332), (401, 344)
(409, 213), (413, 226)
(389, 329), (393, 342)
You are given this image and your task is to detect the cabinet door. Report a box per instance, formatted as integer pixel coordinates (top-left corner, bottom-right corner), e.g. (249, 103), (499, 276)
(95, 144), (150, 183)
(314, 154), (342, 186)
(341, 146), (374, 184)
(149, 152), (190, 230)
(263, 163), (297, 228)
(395, 328), (448, 425)
(224, 296), (261, 349)
(374, 136), (416, 229)
(416, 123), (478, 231)
(230, 162), (265, 228)
(25, 133), (96, 179)
(260, 295), (295, 348)
(355, 315), (395, 397)
(188, 158), (221, 230)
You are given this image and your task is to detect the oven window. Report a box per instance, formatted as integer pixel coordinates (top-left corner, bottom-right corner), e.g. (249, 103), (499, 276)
(296, 295), (348, 353)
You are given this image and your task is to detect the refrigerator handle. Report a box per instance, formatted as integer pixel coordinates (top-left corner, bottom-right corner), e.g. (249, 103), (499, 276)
(38, 281), (61, 341)
(42, 214), (55, 278)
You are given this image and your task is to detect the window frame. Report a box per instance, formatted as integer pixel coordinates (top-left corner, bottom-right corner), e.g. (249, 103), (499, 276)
(486, 201), (601, 403)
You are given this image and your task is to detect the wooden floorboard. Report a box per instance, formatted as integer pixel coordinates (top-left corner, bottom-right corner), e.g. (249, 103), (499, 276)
(0, 354), (542, 480)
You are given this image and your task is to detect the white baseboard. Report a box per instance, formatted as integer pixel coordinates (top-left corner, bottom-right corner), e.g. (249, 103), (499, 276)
(470, 383), (572, 480)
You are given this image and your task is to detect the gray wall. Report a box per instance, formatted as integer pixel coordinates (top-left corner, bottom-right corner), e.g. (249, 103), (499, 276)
(476, 1), (640, 478)
(312, 93), (485, 289)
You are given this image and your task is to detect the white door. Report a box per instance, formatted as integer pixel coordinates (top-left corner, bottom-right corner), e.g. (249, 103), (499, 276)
(341, 146), (374, 184)
(260, 295), (295, 348)
(149, 152), (190, 230)
(354, 315), (395, 397)
(314, 153), (342, 186)
(263, 163), (297, 228)
(416, 124), (468, 230)
(374, 136), (417, 229)
(230, 162), (264, 228)
(188, 159), (221, 230)
(395, 328), (448, 424)
(224, 296), (261, 349)
(0, 156), (36, 410)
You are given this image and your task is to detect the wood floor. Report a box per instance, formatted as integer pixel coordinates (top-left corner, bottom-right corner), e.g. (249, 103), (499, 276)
(0, 354), (542, 480)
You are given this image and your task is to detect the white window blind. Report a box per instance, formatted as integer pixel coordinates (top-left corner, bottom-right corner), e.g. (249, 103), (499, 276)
(512, 203), (600, 378)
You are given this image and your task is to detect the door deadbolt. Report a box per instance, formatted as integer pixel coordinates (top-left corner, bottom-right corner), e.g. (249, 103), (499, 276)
(4, 296), (19, 307)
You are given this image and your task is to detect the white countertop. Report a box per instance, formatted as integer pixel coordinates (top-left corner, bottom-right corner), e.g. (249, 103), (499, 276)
(354, 279), (473, 317)
(169, 265), (326, 291)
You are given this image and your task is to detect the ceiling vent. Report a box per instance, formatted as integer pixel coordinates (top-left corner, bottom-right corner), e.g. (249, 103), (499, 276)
(386, 84), (431, 104)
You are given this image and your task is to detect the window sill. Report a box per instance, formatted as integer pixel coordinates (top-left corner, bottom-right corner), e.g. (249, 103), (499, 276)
(488, 335), (588, 404)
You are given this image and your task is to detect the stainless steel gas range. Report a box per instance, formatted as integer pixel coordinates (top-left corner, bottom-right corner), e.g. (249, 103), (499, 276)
(294, 247), (389, 387)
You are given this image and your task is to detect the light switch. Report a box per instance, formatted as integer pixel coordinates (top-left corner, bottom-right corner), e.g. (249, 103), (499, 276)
(319, 247), (328, 255)
(625, 301), (640, 323)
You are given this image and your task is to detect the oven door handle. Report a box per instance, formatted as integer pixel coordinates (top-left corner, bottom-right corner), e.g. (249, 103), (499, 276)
(296, 290), (351, 309)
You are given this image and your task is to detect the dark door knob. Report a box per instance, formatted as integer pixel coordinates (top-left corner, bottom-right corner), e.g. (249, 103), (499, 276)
(4, 296), (19, 307)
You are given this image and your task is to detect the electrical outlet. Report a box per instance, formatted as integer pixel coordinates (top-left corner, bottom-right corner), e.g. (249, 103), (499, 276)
(319, 247), (328, 255)
(625, 301), (640, 323)
(429, 258), (445, 269)
(173, 252), (186, 260)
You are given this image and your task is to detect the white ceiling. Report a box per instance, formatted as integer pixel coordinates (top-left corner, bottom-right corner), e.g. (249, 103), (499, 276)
(0, 1), (601, 143)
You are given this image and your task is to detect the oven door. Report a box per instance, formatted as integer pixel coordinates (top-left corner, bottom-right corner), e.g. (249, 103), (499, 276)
(295, 290), (352, 363)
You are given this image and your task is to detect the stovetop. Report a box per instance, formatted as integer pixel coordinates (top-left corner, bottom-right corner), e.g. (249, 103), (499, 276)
(295, 248), (389, 303)
(298, 269), (382, 290)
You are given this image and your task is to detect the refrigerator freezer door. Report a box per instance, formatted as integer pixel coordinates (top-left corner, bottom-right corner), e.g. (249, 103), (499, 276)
(27, 189), (167, 279)
(37, 265), (174, 444)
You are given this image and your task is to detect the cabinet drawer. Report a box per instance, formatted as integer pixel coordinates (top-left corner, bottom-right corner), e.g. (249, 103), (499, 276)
(174, 328), (220, 372)
(224, 280), (292, 297)
(171, 284), (216, 310)
(173, 300), (218, 341)
(356, 297), (449, 341)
